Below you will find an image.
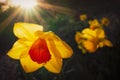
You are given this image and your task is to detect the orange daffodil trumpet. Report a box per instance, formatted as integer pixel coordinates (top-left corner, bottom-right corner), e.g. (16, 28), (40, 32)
(7, 22), (73, 73)
(75, 16), (113, 53)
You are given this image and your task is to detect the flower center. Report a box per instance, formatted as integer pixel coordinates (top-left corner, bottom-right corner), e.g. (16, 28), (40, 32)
(29, 38), (51, 64)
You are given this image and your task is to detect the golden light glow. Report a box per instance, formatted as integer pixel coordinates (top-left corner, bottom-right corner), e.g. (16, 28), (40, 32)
(10, 0), (38, 9)
(0, 0), (6, 3)
(0, 1), (73, 31)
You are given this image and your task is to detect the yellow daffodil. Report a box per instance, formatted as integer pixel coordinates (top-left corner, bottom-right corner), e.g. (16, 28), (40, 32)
(101, 17), (110, 26)
(88, 19), (102, 30)
(7, 22), (73, 73)
(80, 14), (87, 21)
(75, 28), (112, 53)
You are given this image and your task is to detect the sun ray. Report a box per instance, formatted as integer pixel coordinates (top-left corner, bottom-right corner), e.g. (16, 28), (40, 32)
(25, 10), (35, 23)
(0, 8), (21, 33)
(0, 1), (75, 34)
(32, 8), (46, 24)
(23, 10), (29, 22)
(38, 2), (75, 15)
(15, 9), (24, 21)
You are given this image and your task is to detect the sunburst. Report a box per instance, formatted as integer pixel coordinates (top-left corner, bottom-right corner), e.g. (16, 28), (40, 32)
(0, 0), (74, 33)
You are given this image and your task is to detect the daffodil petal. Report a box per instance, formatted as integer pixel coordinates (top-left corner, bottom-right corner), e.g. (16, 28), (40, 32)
(54, 40), (73, 58)
(46, 39), (61, 59)
(95, 29), (105, 38)
(89, 19), (101, 29)
(82, 33), (93, 39)
(20, 54), (44, 73)
(98, 42), (104, 48)
(75, 32), (82, 44)
(102, 39), (113, 47)
(14, 22), (43, 40)
(82, 28), (96, 38)
(46, 32), (73, 58)
(44, 57), (62, 73)
(7, 40), (30, 59)
(83, 40), (97, 53)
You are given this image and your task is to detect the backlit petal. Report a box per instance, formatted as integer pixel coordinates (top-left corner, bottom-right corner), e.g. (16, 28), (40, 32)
(89, 19), (101, 29)
(46, 38), (62, 59)
(7, 39), (31, 59)
(102, 39), (113, 47)
(75, 32), (83, 44)
(13, 22), (43, 40)
(46, 32), (73, 58)
(98, 42), (104, 48)
(82, 28), (96, 39)
(83, 40), (97, 53)
(20, 54), (44, 73)
(44, 56), (62, 73)
(54, 38), (73, 58)
(95, 29), (105, 38)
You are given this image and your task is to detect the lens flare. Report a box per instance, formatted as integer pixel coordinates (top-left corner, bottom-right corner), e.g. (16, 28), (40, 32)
(10, 0), (38, 9)
(0, 0), (74, 32)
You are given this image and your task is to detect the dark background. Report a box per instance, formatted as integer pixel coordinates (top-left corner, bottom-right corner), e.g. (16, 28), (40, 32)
(0, 0), (120, 80)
